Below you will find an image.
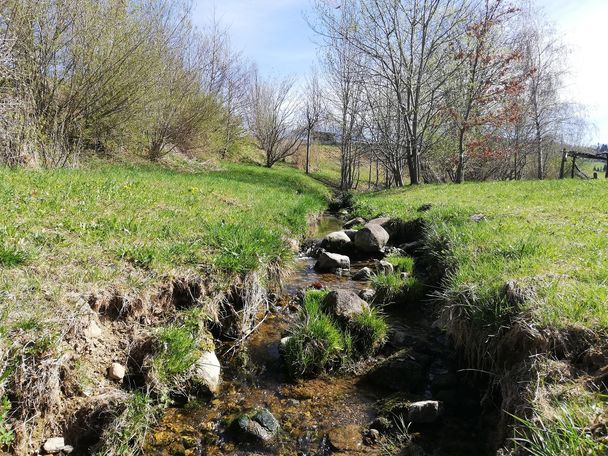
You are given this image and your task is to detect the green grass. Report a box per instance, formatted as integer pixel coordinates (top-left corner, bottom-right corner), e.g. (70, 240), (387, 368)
(385, 255), (415, 274)
(371, 272), (423, 306)
(349, 307), (388, 355)
(0, 162), (328, 325)
(354, 179), (608, 330)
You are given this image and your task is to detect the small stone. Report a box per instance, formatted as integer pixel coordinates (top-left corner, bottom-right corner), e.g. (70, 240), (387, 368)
(62, 446), (74, 454)
(84, 318), (103, 339)
(314, 252), (350, 273)
(328, 425), (363, 451)
(470, 213), (486, 222)
(108, 363), (126, 381)
(43, 437), (66, 454)
(352, 267), (373, 281)
(407, 400), (443, 424)
(234, 408), (280, 443)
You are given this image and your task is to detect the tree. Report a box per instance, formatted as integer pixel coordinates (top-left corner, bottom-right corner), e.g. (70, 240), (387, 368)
(246, 72), (303, 168)
(449, 0), (523, 183)
(303, 69), (323, 174)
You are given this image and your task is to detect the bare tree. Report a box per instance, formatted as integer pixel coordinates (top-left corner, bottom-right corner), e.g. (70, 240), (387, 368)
(303, 69), (324, 174)
(246, 72), (303, 168)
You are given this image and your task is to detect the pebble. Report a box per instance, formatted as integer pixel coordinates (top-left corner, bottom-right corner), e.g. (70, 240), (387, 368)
(108, 362), (126, 381)
(43, 437), (65, 454)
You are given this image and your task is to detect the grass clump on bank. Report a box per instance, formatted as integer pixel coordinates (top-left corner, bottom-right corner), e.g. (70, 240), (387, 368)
(372, 272), (423, 306)
(354, 178), (608, 452)
(283, 290), (388, 378)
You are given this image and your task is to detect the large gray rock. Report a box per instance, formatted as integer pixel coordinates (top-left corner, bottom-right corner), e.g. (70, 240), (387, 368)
(344, 229), (358, 241)
(407, 400), (443, 424)
(367, 216), (391, 226)
(234, 408), (280, 443)
(352, 267), (373, 281)
(314, 252), (350, 272)
(320, 231), (352, 253)
(322, 290), (369, 321)
(344, 217), (366, 229)
(354, 224), (390, 253)
(192, 351), (221, 394)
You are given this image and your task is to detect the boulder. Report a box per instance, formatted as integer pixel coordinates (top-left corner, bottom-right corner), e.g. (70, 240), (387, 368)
(343, 217), (366, 229)
(344, 229), (358, 241)
(234, 408), (280, 443)
(322, 290), (369, 321)
(407, 400), (443, 424)
(359, 289), (376, 302)
(327, 424), (363, 451)
(354, 224), (389, 253)
(375, 260), (394, 275)
(352, 267), (373, 281)
(108, 363), (126, 381)
(367, 216), (391, 226)
(320, 231), (352, 253)
(43, 438), (66, 454)
(314, 252), (350, 272)
(192, 351), (221, 394)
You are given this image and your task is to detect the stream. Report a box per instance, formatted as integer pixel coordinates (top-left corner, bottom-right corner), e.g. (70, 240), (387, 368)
(144, 214), (496, 456)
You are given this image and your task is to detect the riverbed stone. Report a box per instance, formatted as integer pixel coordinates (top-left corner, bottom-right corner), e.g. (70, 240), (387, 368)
(367, 216), (391, 226)
(352, 267), (373, 281)
(407, 400), (443, 424)
(344, 229), (358, 241)
(359, 289), (376, 301)
(192, 351), (221, 394)
(354, 224), (390, 253)
(321, 231), (352, 253)
(344, 217), (366, 229)
(375, 260), (394, 275)
(322, 290), (369, 321)
(43, 437), (66, 454)
(315, 252), (350, 272)
(327, 424), (363, 451)
(234, 408), (280, 443)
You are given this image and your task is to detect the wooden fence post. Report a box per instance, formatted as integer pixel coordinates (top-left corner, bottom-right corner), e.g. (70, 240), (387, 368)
(571, 155), (576, 178)
(605, 154), (608, 178)
(559, 149), (568, 179)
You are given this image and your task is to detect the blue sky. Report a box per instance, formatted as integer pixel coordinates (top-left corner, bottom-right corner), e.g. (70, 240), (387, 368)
(194, 0), (608, 144)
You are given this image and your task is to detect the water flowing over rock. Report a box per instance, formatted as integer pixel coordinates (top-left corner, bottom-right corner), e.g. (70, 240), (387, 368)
(192, 351), (221, 394)
(314, 252), (351, 272)
(322, 290), (369, 321)
(354, 224), (389, 253)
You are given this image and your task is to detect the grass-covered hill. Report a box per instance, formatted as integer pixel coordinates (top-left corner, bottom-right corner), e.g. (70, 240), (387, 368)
(353, 178), (608, 454)
(0, 161), (328, 453)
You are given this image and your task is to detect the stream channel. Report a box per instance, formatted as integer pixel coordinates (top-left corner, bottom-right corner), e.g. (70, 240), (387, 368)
(144, 214), (496, 456)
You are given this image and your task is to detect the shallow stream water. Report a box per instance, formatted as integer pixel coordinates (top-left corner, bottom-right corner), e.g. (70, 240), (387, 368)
(144, 214), (494, 456)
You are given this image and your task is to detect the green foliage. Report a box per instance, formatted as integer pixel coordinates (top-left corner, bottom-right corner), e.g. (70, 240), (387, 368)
(385, 255), (415, 274)
(0, 396), (14, 448)
(349, 307), (388, 355)
(372, 272), (422, 305)
(283, 291), (345, 378)
(284, 290), (388, 378)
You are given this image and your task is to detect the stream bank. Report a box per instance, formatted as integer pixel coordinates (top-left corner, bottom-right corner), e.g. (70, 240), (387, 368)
(144, 213), (497, 456)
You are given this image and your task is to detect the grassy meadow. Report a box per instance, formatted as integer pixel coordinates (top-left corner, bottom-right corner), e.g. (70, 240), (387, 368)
(0, 162), (328, 326)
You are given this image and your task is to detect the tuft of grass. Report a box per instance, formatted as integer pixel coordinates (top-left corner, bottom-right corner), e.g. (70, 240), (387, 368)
(349, 307), (388, 355)
(283, 312), (345, 378)
(386, 255), (415, 274)
(372, 272), (423, 305)
(97, 392), (159, 456)
(0, 245), (29, 267)
(284, 289), (388, 377)
(0, 396), (14, 448)
(512, 407), (607, 456)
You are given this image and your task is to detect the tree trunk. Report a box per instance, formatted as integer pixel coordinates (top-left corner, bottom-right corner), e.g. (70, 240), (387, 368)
(305, 129), (311, 174)
(535, 123), (544, 180)
(456, 129), (465, 184)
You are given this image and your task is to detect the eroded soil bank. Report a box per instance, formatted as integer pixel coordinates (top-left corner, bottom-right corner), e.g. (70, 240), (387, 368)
(144, 213), (498, 456)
